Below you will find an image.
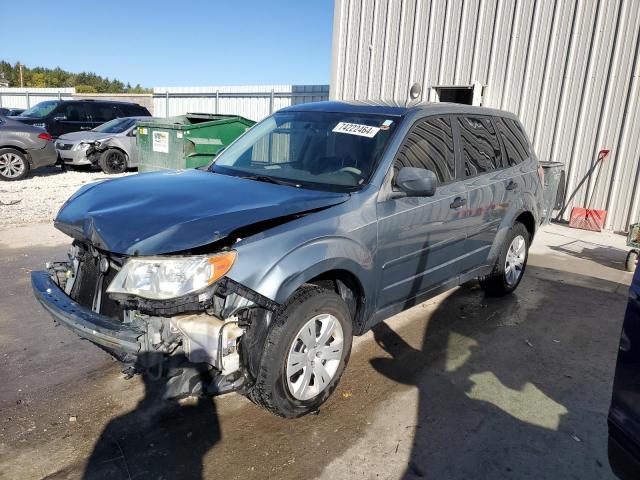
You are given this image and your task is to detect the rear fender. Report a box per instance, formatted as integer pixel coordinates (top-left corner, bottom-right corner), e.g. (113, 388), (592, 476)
(486, 190), (540, 267)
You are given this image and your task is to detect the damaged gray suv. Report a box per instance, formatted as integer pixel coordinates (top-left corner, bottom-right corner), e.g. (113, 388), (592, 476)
(32, 101), (543, 417)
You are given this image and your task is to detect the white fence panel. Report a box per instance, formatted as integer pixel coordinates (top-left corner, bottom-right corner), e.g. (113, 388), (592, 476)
(0, 88), (75, 109)
(153, 85), (330, 121)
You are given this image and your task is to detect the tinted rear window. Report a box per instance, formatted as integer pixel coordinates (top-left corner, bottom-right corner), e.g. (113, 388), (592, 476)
(395, 116), (455, 183)
(121, 104), (150, 116)
(496, 117), (530, 166)
(89, 103), (118, 122)
(458, 116), (503, 176)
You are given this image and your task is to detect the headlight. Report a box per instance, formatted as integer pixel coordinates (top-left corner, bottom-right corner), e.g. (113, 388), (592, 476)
(106, 251), (236, 300)
(95, 137), (113, 148)
(75, 142), (92, 150)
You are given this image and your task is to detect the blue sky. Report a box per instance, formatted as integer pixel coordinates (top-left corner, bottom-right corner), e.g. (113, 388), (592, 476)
(2, 0), (334, 87)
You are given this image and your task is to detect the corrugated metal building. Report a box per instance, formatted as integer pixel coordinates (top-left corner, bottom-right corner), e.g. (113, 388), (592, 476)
(331, 0), (640, 231)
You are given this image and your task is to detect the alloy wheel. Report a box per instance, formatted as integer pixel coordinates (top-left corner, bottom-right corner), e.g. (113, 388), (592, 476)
(0, 153), (25, 178)
(105, 151), (125, 173)
(505, 234), (526, 286)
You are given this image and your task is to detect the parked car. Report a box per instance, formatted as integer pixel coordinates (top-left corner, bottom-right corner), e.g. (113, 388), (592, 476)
(0, 107), (25, 117)
(56, 116), (156, 174)
(13, 99), (151, 138)
(31, 101), (544, 417)
(608, 261), (640, 479)
(0, 116), (56, 180)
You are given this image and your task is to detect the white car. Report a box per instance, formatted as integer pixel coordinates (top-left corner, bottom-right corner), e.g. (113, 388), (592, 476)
(55, 117), (155, 174)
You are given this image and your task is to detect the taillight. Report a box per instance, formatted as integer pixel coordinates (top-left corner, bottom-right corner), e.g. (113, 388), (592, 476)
(37, 132), (53, 141)
(537, 164), (545, 186)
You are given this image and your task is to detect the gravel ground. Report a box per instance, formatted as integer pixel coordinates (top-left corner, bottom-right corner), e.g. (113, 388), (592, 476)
(0, 166), (131, 228)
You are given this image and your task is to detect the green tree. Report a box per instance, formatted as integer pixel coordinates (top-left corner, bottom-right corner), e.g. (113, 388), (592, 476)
(0, 60), (148, 92)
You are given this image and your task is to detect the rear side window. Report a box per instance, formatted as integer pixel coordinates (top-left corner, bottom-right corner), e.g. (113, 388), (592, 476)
(395, 116), (455, 183)
(55, 103), (89, 121)
(121, 104), (150, 116)
(496, 117), (530, 166)
(89, 103), (118, 122)
(458, 116), (503, 176)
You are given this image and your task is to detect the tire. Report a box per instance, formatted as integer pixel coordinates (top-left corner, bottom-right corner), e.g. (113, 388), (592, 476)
(247, 284), (353, 418)
(625, 250), (638, 272)
(480, 222), (530, 296)
(99, 149), (128, 174)
(0, 148), (30, 181)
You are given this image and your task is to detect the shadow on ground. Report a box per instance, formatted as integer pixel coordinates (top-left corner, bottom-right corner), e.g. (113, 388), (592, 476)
(549, 241), (629, 270)
(56, 265), (623, 479)
(82, 354), (220, 480)
(367, 265), (621, 479)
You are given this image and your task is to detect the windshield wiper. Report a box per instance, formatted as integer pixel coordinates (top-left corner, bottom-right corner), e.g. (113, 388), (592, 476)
(240, 174), (301, 187)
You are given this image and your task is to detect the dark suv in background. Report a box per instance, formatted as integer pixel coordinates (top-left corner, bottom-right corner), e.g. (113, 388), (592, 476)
(14, 100), (151, 138)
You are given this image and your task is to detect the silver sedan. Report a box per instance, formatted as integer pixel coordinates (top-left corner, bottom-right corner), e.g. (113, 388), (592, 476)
(56, 117), (155, 174)
(0, 117), (57, 181)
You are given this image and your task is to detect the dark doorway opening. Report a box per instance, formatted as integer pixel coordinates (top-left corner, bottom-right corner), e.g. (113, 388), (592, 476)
(435, 87), (474, 105)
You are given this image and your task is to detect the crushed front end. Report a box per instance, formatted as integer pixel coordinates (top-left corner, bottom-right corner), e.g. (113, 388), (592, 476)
(32, 240), (277, 398)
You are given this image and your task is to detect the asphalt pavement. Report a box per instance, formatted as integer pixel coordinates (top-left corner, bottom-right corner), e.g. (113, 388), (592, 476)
(0, 223), (631, 480)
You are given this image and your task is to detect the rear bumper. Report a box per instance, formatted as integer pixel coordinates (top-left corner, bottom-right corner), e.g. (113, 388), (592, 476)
(29, 142), (58, 169)
(31, 270), (142, 353)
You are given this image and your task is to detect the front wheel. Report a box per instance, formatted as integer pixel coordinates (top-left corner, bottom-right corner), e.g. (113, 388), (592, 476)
(247, 285), (353, 418)
(99, 149), (128, 174)
(480, 222), (530, 296)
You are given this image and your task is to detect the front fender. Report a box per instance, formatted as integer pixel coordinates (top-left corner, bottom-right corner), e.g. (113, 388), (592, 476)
(230, 235), (375, 305)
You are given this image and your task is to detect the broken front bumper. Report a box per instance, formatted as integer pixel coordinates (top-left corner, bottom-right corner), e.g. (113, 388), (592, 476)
(31, 270), (142, 353)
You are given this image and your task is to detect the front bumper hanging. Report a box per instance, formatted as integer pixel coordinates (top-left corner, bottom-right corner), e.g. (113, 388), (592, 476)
(31, 270), (143, 353)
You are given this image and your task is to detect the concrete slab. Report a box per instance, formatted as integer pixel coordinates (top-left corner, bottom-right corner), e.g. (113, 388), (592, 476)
(0, 222), (632, 479)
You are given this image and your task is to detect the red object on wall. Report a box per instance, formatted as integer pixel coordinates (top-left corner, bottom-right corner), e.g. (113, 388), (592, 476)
(569, 207), (607, 232)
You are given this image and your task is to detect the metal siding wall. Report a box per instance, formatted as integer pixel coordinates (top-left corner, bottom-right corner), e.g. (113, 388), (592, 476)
(153, 85), (329, 122)
(331, 0), (640, 231)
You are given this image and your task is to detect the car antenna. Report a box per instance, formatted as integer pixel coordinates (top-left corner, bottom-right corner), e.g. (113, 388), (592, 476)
(406, 82), (422, 107)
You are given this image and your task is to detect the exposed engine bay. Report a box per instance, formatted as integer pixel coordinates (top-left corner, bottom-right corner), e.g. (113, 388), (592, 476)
(46, 240), (277, 398)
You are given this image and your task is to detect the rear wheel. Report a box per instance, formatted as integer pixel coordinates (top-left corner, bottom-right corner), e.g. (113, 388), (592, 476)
(480, 222), (530, 296)
(99, 149), (128, 174)
(248, 285), (353, 418)
(0, 148), (30, 181)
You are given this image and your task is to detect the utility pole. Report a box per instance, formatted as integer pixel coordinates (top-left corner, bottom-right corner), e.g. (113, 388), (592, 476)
(18, 62), (24, 88)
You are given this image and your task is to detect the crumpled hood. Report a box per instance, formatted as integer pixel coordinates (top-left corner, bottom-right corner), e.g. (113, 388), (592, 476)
(55, 169), (349, 255)
(57, 131), (118, 143)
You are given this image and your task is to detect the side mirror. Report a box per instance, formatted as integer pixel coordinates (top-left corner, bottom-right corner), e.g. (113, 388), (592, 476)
(129, 128), (138, 137)
(393, 167), (438, 198)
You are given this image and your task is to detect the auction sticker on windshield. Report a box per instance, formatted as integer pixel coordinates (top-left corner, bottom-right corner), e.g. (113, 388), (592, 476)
(333, 122), (380, 138)
(152, 131), (169, 153)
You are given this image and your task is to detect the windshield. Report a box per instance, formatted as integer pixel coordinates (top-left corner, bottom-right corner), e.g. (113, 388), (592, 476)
(211, 111), (398, 191)
(93, 117), (136, 133)
(20, 101), (60, 118)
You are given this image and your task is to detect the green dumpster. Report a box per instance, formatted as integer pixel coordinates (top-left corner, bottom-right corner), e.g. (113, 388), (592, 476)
(137, 114), (255, 172)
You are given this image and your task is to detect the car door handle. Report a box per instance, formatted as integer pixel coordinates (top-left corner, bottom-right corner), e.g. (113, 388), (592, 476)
(506, 180), (519, 191)
(450, 197), (467, 209)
